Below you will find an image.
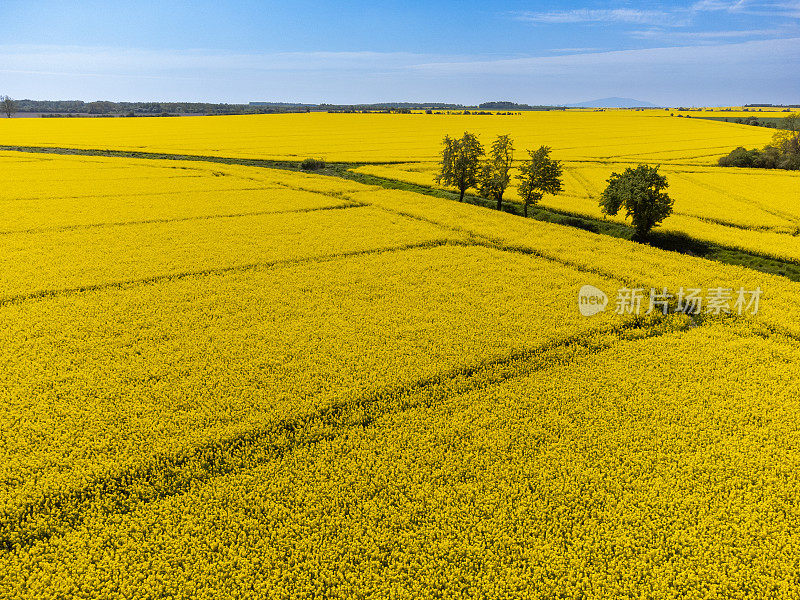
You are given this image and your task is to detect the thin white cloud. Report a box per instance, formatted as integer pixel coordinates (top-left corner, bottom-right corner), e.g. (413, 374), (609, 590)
(0, 45), (455, 75)
(549, 47), (601, 53)
(409, 37), (800, 75)
(691, 0), (746, 11)
(692, 0), (800, 15)
(0, 68), (193, 81)
(1, 39), (797, 105)
(513, 1), (799, 33)
(513, 9), (671, 24)
(631, 27), (791, 39)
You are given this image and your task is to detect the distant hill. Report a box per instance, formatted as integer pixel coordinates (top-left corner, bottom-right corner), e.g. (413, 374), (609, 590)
(566, 97), (659, 108)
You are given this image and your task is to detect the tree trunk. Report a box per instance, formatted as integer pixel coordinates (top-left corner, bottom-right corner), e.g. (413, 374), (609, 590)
(459, 188), (465, 202)
(496, 194), (503, 211)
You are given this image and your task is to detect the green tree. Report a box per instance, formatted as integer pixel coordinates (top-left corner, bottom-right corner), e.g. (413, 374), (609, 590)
(516, 146), (563, 217)
(719, 113), (800, 171)
(1, 96), (16, 118)
(478, 134), (514, 210)
(87, 100), (115, 115)
(773, 112), (800, 156)
(434, 132), (484, 201)
(599, 164), (674, 241)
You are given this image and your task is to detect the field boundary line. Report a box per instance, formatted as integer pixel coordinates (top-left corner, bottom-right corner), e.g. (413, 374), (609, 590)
(672, 211), (800, 235)
(671, 171), (800, 228)
(0, 313), (698, 553)
(4, 145), (800, 281)
(0, 145), (406, 167)
(0, 201), (366, 236)
(0, 239), (461, 308)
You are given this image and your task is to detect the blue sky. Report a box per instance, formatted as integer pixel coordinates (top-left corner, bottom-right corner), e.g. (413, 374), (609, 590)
(1, 0), (798, 105)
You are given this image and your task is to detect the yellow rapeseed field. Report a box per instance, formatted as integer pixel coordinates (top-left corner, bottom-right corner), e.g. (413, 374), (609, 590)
(4, 111), (787, 262)
(0, 110), (774, 162)
(355, 159), (800, 262)
(1, 109), (800, 599)
(6, 111), (793, 261)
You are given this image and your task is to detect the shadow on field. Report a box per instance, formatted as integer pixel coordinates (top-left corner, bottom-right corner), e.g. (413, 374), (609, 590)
(3, 144), (800, 283)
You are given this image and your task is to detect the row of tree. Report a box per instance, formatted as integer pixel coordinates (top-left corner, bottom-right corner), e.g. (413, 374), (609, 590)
(0, 99), (570, 117)
(436, 132), (674, 239)
(718, 113), (800, 170)
(435, 132), (564, 217)
(0, 98), (308, 117)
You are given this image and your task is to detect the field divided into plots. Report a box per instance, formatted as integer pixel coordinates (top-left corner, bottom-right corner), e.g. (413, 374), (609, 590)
(354, 160), (800, 263)
(2, 109), (789, 263)
(3, 148), (800, 597)
(0, 109), (774, 163)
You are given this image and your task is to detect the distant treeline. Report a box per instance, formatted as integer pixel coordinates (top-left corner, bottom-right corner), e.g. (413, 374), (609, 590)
(477, 102), (566, 111)
(14, 99), (570, 117)
(674, 107), (798, 113)
(718, 113), (800, 170)
(15, 99), (306, 116)
(278, 101), (565, 114)
(743, 104), (800, 108)
(304, 102), (468, 111)
(698, 116), (792, 129)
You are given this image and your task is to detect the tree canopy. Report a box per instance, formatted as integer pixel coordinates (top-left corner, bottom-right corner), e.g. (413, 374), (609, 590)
(435, 132), (485, 202)
(2, 96), (16, 118)
(478, 135), (514, 211)
(719, 112), (800, 171)
(599, 164), (674, 240)
(516, 146), (564, 217)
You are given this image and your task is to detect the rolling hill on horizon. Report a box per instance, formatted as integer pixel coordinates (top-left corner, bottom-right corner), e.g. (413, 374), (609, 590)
(566, 97), (659, 108)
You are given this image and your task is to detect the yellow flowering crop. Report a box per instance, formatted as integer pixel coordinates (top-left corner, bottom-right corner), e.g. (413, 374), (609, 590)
(0, 110), (773, 162)
(0, 152), (371, 232)
(1, 143), (800, 598)
(4, 318), (800, 598)
(355, 160), (800, 262)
